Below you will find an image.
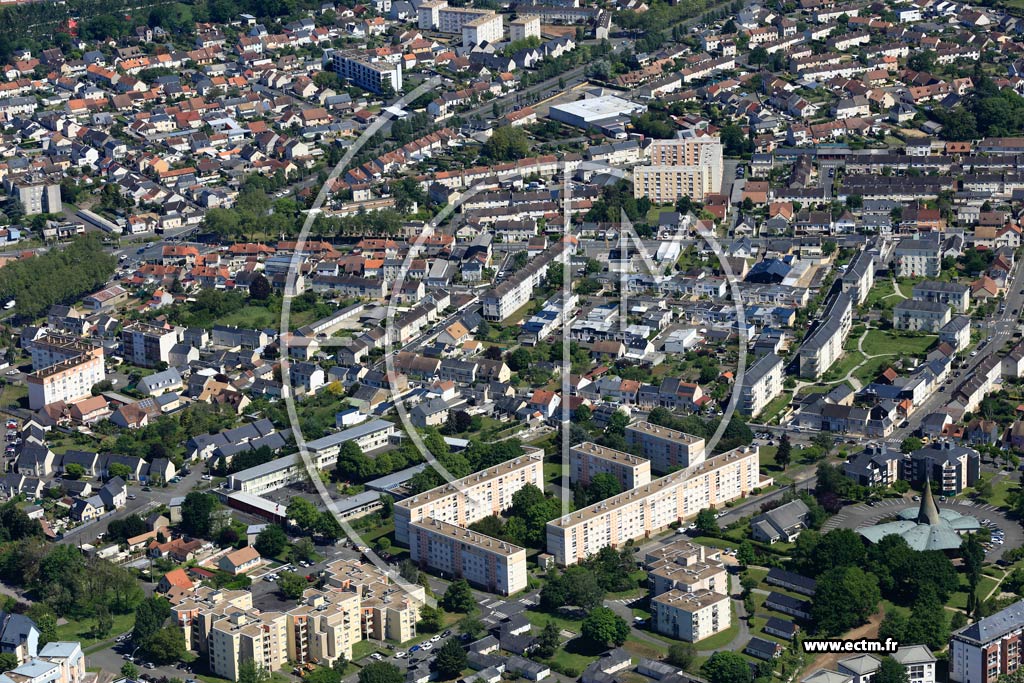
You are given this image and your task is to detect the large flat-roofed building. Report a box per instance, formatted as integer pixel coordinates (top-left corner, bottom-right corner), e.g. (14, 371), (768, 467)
(648, 558), (728, 597)
(304, 419), (396, 468)
(26, 353), (105, 410)
(9, 180), (61, 216)
(569, 442), (651, 490)
(481, 244), (567, 322)
(739, 353), (785, 418)
(950, 598), (1024, 683)
(29, 334), (102, 372)
(798, 292), (853, 379)
(510, 15), (541, 41)
(327, 50), (402, 93)
(395, 448), (545, 543)
(122, 321), (182, 368)
(418, 0), (447, 28)
(208, 611), (288, 681)
(462, 12), (503, 45)
(651, 589), (731, 642)
(409, 518), (528, 596)
(893, 299), (952, 332)
(548, 96), (648, 137)
(633, 138), (724, 203)
(437, 6), (497, 33)
(547, 445), (762, 565)
(625, 421), (706, 473)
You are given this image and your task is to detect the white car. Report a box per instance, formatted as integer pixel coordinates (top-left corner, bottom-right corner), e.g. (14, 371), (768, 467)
(430, 634), (442, 642)
(395, 652), (407, 659)
(370, 654), (384, 661)
(422, 643), (434, 651)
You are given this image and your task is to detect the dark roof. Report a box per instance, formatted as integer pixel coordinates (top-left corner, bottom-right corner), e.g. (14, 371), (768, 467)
(766, 567), (817, 593)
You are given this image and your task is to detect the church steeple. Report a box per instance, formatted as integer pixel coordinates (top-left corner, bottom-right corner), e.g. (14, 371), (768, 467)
(917, 473), (942, 526)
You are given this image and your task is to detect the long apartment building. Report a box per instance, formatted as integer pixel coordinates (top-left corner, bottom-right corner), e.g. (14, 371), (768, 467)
(395, 448), (545, 543)
(26, 352), (105, 410)
(570, 442), (652, 490)
(482, 243), (569, 322)
(172, 560), (422, 681)
(798, 291), (853, 379)
(739, 353), (785, 418)
(326, 50), (402, 94)
(546, 445), (762, 566)
(950, 598), (1024, 683)
(122, 321), (182, 368)
(29, 334), (101, 371)
(625, 421), (706, 473)
(409, 518), (528, 596)
(633, 138), (723, 203)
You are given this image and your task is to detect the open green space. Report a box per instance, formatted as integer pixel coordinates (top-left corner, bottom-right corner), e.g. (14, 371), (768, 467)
(759, 393), (793, 425)
(854, 355), (898, 386)
(861, 330), (936, 357)
(55, 612), (136, 650)
(822, 351), (866, 383)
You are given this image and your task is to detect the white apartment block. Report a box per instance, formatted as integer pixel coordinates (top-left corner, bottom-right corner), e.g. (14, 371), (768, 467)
(651, 589), (731, 642)
(625, 421), (706, 473)
(418, 0), (446, 28)
(208, 611), (288, 681)
(893, 299), (952, 332)
(30, 334), (100, 371)
(482, 245), (567, 322)
(798, 292), (853, 379)
(122, 321), (181, 368)
(570, 442), (652, 490)
(395, 449), (545, 543)
(329, 51), (402, 93)
(840, 248), (875, 306)
(437, 7), (496, 34)
(510, 15), (541, 41)
(409, 518), (528, 596)
(547, 446), (762, 565)
(895, 235), (942, 278)
(649, 558), (728, 597)
(26, 353), (105, 410)
(462, 12), (503, 45)
(633, 138), (723, 203)
(740, 353), (785, 418)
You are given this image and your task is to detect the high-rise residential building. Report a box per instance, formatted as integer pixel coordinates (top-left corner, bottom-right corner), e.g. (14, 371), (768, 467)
(395, 449), (544, 543)
(625, 421), (706, 473)
(633, 138), (723, 203)
(510, 15), (541, 41)
(8, 180), (62, 216)
(651, 589), (731, 642)
(417, 0), (447, 28)
(409, 518), (528, 595)
(29, 334), (101, 372)
(569, 442), (651, 490)
(462, 12), (503, 46)
(739, 353), (785, 418)
(546, 446), (763, 566)
(122, 321), (182, 368)
(327, 50), (402, 93)
(26, 353), (105, 410)
(798, 292), (853, 379)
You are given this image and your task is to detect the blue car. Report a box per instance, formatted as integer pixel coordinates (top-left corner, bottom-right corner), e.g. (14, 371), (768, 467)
(410, 645), (421, 652)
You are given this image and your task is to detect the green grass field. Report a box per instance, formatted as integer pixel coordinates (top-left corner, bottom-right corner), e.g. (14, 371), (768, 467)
(861, 330), (937, 357)
(55, 612), (135, 650)
(854, 355), (899, 386)
(822, 351), (866, 382)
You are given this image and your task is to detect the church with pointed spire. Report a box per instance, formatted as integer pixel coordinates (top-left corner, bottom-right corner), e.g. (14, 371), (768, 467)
(857, 475), (980, 552)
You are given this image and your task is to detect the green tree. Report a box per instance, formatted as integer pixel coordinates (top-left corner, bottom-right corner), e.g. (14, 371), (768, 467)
(249, 273), (271, 300)
(442, 579), (476, 613)
(576, 472), (622, 507)
(120, 662), (139, 679)
(254, 525), (288, 558)
(736, 541), (755, 567)
(278, 571), (307, 600)
(876, 658), (909, 683)
(701, 652), (753, 683)
(812, 566), (881, 636)
(419, 605), (445, 633)
(776, 434), (792, 468)
(133, 596), (171, 645)
(180, 492), (216, 538)
(581, 607), (629, 647)
(238, 659), (270, 683)
(142, 625), (186, 664)
(457, 616), (485, 639)
(358, 662), (403, 683)
(435, 638), (468, 680)
(535, 621), (561, 658)
(481, 127), (530, 161)
(695, 508), (718, 534)
(667, 642), (696, 669)
(901, 437), (923, 454)
(63, 463), (85, 480)
(287, 497), (320, 532)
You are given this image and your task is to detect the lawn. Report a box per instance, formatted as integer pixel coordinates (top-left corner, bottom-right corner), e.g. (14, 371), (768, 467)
(854, 355), (898, 386)
(861, 330), (936, 357)
(55, 612), (135, 650)
(862, 279), (898, 311)
(758, 393), (793, 425)
(525, 608), (584, 634)
(352, 640), (384, 661)
(822, 351), (866, 383)
(989, 478), (1020, 509)
(759, 446), (780, 472)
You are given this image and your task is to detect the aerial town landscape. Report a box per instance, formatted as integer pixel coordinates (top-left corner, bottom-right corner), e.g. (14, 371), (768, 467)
(13, 1), (1024, 683)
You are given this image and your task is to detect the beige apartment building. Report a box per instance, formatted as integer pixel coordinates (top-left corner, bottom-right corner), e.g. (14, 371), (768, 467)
(648, 558), (728, 597)
(29, 334), (101, 371)
(122, 321), (182, 368)
(171, 560), (423, 681)
(547, 445), (762, 565)
(625, 421), (706, 473)
(651, 589), (731, 642)
(570, 442), (652, 490)
(395, 448), (544, 544)
(633, 138), (723, 203)
(510, 15), (540, 41)
(26, 352), (105, 410)
(462, 12), (503, 45)
(409, 518), (528, 596)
